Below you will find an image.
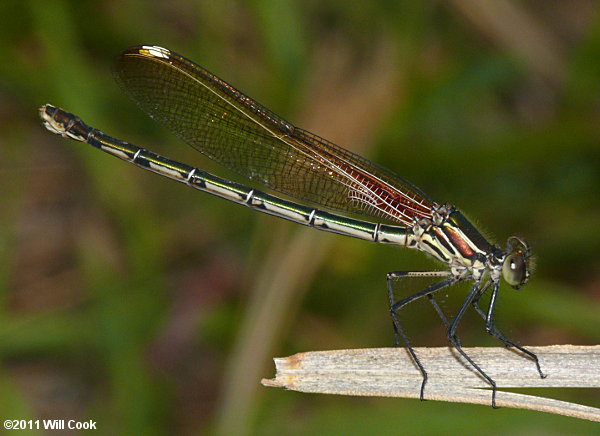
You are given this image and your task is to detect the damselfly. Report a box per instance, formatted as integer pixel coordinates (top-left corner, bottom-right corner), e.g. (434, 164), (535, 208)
(39, 45), (545, 407)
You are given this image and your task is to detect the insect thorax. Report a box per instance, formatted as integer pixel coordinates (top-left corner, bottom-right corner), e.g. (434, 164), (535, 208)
(407, 203), (501, 280)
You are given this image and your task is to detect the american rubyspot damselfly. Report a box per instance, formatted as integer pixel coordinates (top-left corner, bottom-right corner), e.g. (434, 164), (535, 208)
(39, 45), (545, 407)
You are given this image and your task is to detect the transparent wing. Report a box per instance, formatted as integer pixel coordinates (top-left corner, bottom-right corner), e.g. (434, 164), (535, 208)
(114, 45), (437, 225)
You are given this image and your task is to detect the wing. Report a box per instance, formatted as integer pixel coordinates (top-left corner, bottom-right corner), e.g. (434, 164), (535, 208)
(114, 45), (437, 225)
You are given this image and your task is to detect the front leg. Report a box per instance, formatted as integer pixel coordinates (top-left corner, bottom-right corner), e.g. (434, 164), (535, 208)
(471, 281), (546, 379)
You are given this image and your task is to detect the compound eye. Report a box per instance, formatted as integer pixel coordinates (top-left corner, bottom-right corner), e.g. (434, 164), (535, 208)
(502, 253), (527, 288)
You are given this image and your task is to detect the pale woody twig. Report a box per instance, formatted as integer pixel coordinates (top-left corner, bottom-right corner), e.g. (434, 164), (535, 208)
(262, 345), (600, 422)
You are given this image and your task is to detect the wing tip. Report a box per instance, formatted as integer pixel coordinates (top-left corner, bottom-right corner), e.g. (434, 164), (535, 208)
(120, 45), (172, 60)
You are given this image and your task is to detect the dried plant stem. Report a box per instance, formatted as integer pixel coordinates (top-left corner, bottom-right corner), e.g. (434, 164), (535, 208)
(262, 345), (600, 422)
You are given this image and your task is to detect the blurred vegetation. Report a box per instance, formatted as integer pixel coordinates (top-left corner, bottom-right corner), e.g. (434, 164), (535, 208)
(0, 1), (598, 435)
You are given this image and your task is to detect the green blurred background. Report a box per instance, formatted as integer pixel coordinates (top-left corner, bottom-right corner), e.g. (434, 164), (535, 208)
(1, 1), (599, 435)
